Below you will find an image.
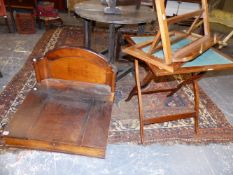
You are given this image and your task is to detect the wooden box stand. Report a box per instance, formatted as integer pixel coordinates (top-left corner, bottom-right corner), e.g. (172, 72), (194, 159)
(1, 47), (116, 158)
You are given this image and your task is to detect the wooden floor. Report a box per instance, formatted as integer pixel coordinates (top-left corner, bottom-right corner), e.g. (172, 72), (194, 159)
(2, 80), (113, 158)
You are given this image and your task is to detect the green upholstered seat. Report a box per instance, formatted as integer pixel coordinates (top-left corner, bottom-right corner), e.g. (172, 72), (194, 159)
(130, 36), (233, 67)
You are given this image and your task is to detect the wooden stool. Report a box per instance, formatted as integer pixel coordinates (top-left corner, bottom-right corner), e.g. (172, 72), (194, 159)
(39, 16), (63, 30)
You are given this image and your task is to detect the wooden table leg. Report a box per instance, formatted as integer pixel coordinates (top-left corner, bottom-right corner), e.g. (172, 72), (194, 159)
(84, 19), (91, 49)
(7, 0), (16, 32)
(4, 16), (11, 33)
(108, 23), (116, 63)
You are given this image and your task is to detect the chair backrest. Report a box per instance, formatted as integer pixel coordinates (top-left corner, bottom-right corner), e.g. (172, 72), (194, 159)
(0, 0), (7, 16)
(33, 47), (116, 92)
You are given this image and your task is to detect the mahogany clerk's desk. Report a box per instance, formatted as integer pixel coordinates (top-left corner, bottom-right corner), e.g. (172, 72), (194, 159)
(75, 0), (155, 80)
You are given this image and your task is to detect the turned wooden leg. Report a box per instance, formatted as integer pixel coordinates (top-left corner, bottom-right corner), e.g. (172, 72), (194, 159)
(134, 59), (145, 144)
(193, 79), (200, 134)
(125, 70), (154, 101)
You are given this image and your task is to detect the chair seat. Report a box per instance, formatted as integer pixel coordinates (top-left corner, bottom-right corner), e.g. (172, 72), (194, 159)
(39, 16), (63, 30)
(125, 35), (233, 74)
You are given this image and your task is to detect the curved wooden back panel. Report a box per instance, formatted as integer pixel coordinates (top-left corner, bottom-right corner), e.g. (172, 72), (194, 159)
(33, 47), (116, 92)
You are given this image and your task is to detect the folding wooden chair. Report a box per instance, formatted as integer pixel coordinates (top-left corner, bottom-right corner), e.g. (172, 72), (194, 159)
(123, 0), (233, 143)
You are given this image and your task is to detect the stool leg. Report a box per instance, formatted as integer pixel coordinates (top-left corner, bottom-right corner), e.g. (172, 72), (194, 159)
(58, 18), (63, 26)
(193, 79), (200, 134)
(134, 59), (145, 144)
(45, 20), (49, 30)
(38, 18), (42, 29)
(4, 16), (11, 33)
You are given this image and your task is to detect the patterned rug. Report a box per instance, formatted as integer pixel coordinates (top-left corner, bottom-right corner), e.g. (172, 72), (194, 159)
(1, 26), (233, 145)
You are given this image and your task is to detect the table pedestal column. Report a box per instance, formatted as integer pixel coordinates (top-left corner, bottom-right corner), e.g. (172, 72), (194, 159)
(84, 19), (91, 49)
(108, 23), (116, 63)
